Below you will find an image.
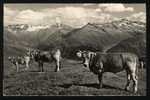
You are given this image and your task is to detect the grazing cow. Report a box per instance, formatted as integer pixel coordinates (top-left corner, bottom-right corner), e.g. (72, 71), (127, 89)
(76, 50), (139, 93)
(8, 55), (30, 72)
(28, 49), (61, 72)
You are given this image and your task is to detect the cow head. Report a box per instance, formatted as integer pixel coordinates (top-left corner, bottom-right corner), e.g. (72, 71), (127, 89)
(26, 49), (34, 59)
(76, 50), (82, 58)
(29, 49), (41, 61)
(8, 56), (15, 62)
(76, 50), (96, 68)
(18, 56), (25, 64)
(8, 56), (11, 61)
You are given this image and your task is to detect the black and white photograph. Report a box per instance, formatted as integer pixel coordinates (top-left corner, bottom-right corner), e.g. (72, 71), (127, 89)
(3, 3), (146, 96)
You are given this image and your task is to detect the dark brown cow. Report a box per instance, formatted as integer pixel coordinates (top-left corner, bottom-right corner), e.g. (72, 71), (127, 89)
(76, 50), (139, 93)
(28, 49), (61, 72)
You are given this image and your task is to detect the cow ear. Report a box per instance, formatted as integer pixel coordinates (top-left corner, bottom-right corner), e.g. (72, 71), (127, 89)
(8, 56), (11, 59)
(89, 53), (93, 59)
(78, 50), (81, 53)
(26, 48), (29, 51)
(76, 52), (82, 58)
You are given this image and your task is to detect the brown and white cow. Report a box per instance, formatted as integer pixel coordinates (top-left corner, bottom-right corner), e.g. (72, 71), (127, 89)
(76, 50), (139, 93)
(28, 49), (61, 72)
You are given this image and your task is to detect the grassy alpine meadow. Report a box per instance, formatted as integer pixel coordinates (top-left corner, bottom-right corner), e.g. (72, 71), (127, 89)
(3, 56), (146, 96)
(3, 3), (146, 96)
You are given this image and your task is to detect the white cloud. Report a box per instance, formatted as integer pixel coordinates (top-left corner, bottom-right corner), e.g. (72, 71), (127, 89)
(98, 4), (134, 12)
(14, 10), (45, 25)
(4, 6), (18, 16)
(41, 7), (91, 27)
(58, 7), (87, 19)
(95, 8), (102, 12)
(4, 6), (19, 26)
(4, 6), (119, 27)
(83, 4), (95, 6)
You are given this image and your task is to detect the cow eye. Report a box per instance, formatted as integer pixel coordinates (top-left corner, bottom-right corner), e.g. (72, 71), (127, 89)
(96, 63), (99, 66)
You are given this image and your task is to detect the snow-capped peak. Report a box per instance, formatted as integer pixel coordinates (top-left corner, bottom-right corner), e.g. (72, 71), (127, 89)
(5, 24), (51, 32)
(26, 25), (50, 32)
(126, 12), (146, 23)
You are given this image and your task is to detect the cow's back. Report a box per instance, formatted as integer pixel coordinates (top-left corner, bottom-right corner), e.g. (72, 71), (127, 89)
(38, 51), (52, 62)
(37, 49), (61, 62)
(91, 52), (138, 73)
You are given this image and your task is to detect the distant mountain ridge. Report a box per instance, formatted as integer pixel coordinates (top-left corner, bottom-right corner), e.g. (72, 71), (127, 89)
(107, 34), (146, 57)
(61, 18), (146, 58)
(4, 18), (146, 58)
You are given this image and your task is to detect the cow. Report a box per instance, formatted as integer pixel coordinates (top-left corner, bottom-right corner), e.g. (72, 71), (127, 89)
(8, 55), (30, 72)
(76, 50), (139, 93)
(27, 49), (61, 72)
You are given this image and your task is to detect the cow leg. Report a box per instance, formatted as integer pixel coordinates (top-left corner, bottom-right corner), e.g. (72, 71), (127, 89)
(16, 62), (19, 72)
(38, 62), (41, 72)
(125, 70), (131, 91)
(126, 61), (138, 93)
(25, 61), (29, 71)
(131, 72), (138, 93)
(55, 60), (60, 72)
(41, 63), (44, 72)
(140, 61), (144, 70)
(59, 61), (61, 69)
(98, 73), (103, 89)
(39, 62), (44, 72)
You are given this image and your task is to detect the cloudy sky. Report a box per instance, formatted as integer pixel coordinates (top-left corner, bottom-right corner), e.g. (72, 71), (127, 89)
(4, 3), (146, 27)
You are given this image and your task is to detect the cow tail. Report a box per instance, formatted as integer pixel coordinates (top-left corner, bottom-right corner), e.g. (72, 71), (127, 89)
(139, 58), (144, 70)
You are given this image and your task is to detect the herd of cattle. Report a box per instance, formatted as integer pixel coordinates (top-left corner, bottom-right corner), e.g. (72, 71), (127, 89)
(8, 48), (146, 93)
(8, 48), (61, 72)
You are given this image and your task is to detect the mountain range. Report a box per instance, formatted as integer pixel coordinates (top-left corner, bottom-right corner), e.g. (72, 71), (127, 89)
(4, 18), (146, 58)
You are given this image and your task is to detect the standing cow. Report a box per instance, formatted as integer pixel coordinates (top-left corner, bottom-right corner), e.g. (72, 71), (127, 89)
(76, 50), (139, 93)
(28, 49), (61, 72)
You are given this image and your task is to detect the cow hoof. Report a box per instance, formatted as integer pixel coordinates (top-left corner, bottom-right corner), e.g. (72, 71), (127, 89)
(38, 70), (41, 72)
(133, 91), (137, 94)
(55, 70), (59, 72)
(133, 90), (137, 94)
(25, 68), (28, 71)
(98, 85), (103, 89)
(133, 89), (138, 94)
(40, 70), (44, 72)
(38, 72), (44, 73)
(125, 87), (130, 91)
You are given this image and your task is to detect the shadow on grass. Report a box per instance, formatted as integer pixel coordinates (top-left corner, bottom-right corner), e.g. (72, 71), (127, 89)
(27, 70), (41, 72)
(58, 83), (125, 91)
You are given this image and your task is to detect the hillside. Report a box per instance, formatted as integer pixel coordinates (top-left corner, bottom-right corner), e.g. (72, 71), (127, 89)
(36, 24), (73, 50)
(4, 24), (74, 54)
(107, 33), (146, 57)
